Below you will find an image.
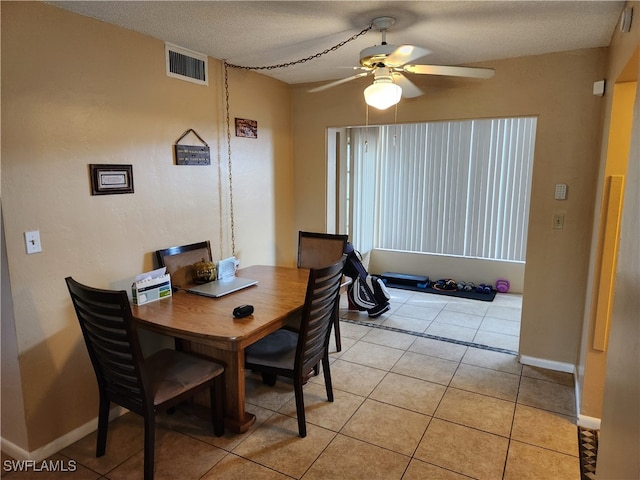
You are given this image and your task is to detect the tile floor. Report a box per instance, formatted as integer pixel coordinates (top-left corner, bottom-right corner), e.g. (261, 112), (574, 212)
(2, 289), (581, 479)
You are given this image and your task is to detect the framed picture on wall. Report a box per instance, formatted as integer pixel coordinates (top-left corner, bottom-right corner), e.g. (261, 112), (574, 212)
(89, 164), (134, 195)
(235, 118), (257, 139)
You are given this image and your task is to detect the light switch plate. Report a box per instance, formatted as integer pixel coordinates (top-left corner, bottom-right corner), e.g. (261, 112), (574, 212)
(25, 230), (42, 254)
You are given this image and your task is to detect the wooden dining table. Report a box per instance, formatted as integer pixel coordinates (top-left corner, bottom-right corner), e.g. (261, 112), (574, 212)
(131, 265), (310, 433)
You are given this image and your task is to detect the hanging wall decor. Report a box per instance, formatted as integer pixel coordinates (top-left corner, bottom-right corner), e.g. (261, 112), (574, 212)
(174, 128), (211, 165)
(89, 164), (134, 195)
(235, 118), (257, 139)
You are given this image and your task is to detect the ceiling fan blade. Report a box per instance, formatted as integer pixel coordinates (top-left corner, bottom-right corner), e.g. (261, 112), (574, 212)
(385, 45), (431, 67)
(392, 73), (423, 98)
(308, 72), (371, 93)
(404, 64), (495, 79)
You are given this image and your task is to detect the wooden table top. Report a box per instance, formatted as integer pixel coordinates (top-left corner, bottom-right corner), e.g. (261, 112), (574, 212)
(131, 265), (310, 351)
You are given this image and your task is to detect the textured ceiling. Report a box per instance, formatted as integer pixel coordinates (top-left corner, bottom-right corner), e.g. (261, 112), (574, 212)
(49, 1), (625, 86)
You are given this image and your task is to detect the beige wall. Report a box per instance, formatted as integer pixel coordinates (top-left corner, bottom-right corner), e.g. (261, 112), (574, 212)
(1, 2), (293, 454)
(292, 47), (607, 366)
(577, 1), (639, 423)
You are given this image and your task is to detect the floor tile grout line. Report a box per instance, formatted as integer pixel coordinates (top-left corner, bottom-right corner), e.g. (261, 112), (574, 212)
(340, 318), (518, 356)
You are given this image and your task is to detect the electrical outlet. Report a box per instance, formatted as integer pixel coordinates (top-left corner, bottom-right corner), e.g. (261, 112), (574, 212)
(552, 214), (565, 230)
(25, 230), (42, 254)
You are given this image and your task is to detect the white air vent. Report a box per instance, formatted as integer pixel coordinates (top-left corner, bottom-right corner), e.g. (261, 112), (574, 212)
(165, 43), (208, 86)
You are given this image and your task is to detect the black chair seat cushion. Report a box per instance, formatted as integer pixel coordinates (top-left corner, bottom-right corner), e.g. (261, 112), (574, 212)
(245, 330), (298, 370)
(146, 349), (224, 407)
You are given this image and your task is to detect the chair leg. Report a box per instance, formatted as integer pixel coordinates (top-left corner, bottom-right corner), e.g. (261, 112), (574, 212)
(293, 378), (307, 437)
(143, 415), (155, 480)
(261, 372), (277, 386)
(322, 356), (334, 402)
(96, 394), (110, 457)
(332, 309), (342, 352)
(211, 377), (225, 437)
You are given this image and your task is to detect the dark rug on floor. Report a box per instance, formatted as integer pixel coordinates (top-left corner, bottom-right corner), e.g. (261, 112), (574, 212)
(384, 282), (497, 302)
(578, 427), (599, 480)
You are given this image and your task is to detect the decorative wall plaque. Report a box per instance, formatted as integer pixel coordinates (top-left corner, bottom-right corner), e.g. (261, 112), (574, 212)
(89, 164), (134, 195)
(174, 129), (211, 165)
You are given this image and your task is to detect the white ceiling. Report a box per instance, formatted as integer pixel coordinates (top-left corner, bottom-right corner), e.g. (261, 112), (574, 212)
(49, 1), (625, 86)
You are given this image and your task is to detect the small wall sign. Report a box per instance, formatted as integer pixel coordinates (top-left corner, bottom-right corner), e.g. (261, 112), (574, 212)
(89, 164), (134, 195)
(174, 129), (211, 165)
(235, 118), (257, 139)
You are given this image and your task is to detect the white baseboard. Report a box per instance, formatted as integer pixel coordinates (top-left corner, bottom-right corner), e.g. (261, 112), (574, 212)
(577, 414), (601, 430)
(518, 355), (575, 373)
(0, 406), (127, 462)
(519, 355), (602, 429)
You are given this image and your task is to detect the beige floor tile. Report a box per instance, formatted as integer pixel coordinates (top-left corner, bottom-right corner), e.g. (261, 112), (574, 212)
(339, 340), (405, 370)
(109, 427), (226, 480)
(434, 388), (515, 437)
(381, 314), (432, 333)
(518, 377), (576, 416)
(444, 299), (490, 316)
(426, 322), (478, 342)
(392, 351), (459, 385)
(395, 303), (442, 321)
(328, 359), (388, 397)
(329, 333), (357, 359)
(370, 372), (446, 416)
(408, 336), (468, 362)
(231, 413), (335, 478)
(503, 440), (580, 480)
(406, 295), (448, 310)
(159, 403), (275, 452)
(278, 382), (365, 432)
(521, 365), (574, 386)
(435, 310), (484, 329)
(491, 293), (523, 308)
(479, 316), (521, 336)
(201, 453), (291, 480)
(450, 363), (520, 401)
(473, 330), (520, 352)
(341, 399), (431, 456)
(245, 373), (296, 411)
(461, 347), (522, 375)
(415, 418), (509, 480)
(511, 404), (579, 456)
(403, 458), (473, 480)
(301, 434), (410, 480)
(361, 327), (418, 350)
(337, 319), (372, 339)
(60, 413), (144, 475)
(486, 305), (522, 322)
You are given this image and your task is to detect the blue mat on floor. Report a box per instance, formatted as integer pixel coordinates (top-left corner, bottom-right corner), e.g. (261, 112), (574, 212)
(380, 272), (496, 302)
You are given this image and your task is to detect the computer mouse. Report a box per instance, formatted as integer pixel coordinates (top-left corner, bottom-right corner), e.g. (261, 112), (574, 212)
(233, 304), (254, 318)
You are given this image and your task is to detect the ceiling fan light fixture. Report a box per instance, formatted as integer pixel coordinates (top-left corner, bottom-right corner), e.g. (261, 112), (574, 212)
(364, 77), (402, 110)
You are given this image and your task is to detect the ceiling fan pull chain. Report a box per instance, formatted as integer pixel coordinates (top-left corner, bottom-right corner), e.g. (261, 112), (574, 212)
(225, 25), (372, 71)
(223, 61), (236, 258)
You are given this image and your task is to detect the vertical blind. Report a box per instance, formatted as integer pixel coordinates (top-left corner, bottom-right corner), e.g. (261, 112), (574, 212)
(348, 117), (537, 262)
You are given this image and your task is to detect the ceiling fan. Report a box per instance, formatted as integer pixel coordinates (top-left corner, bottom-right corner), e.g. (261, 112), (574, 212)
(309, 16), (495, 110)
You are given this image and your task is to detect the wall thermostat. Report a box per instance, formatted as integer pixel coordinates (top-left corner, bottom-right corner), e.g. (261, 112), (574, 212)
(554, 183), (567, 200)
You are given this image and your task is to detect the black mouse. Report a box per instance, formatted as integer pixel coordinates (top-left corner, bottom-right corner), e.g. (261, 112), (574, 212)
(233, 304), (254, 318)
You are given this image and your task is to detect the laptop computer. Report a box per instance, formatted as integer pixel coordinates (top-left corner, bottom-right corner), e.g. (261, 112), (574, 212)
(186, 275), (258, 298)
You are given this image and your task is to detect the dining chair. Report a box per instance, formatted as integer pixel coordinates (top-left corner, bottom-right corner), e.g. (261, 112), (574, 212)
(155, 240), (212, 289)
(297, 231), (348, 351)
(245, 256), (347, 437)
(65, 277), (225, 480)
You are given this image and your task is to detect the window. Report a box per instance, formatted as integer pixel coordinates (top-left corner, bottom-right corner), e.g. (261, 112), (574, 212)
(344, 117), (537, 262)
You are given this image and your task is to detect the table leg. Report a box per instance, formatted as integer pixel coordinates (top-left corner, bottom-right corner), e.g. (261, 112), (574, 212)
(188, 343), (256, 433)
